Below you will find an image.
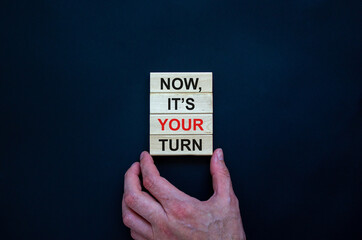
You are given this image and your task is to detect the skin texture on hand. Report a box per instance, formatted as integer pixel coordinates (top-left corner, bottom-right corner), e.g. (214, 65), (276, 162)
(122, 148), (246, 240)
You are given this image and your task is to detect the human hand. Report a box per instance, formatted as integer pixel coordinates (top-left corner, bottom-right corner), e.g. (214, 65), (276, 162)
(122, 148), (246, 240)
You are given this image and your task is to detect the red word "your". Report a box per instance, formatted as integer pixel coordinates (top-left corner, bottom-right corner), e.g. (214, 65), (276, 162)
(158, 119), (204, 131)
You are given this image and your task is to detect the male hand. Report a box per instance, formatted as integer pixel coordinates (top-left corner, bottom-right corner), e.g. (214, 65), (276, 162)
(122, 148), (246, 240)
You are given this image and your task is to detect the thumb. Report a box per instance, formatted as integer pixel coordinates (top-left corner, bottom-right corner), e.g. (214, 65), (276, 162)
(210, 148), (234, 197)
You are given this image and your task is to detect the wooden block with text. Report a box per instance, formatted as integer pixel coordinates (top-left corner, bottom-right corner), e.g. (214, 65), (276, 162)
(150, 114), (213, 135)
(150, 135), (213, 156)
(150, 93), (213, 114)
(149, 72), (213, 156)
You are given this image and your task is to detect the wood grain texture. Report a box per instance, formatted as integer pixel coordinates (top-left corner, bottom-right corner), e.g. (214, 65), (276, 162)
(150, 72), (212, 93)
(150, 134), (213, 156)
(150, 114), (213, 135)
(150, 93), (213, 114)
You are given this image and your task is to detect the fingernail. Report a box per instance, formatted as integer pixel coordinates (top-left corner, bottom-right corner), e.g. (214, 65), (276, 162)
(140, 151), (146, 160)
(217, 148), (224, 161)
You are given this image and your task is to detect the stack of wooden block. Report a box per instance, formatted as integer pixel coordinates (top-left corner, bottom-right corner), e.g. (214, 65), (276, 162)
(149, 72), (213, 156)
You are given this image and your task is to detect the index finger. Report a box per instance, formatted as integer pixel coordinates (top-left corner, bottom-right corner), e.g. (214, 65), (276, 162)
(139, 152), (191, 207)
(124, 162), (164, 223)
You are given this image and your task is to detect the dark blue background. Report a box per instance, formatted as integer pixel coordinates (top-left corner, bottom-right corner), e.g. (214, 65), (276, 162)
(1, 0), (361, 239)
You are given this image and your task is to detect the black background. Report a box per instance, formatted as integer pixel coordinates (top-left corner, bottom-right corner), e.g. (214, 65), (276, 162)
(1, 1), (361, 239)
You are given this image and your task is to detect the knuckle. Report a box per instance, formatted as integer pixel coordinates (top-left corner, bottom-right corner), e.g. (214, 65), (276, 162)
(124, 192), (137, 207)
(143, 176), (156, 190)
(219, 193), (239, 209)
(219, 166), (230, 178)
(122, 213), (133, 228)
(230, 193), (239, 205)
(130, 230), (137, 239)
(169, 201), (190, 219)
(218, 193), (232, 205)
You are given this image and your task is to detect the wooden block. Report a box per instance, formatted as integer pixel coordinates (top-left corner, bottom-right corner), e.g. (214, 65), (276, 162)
(150, 72), (212, 93)
(150, 135), (213, 155)
(150, 114), (213, 135)
(149, 72), (214, 156)
(150, 93), (213, 114)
